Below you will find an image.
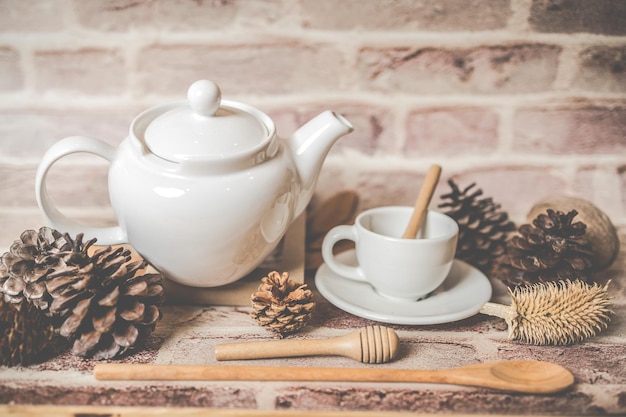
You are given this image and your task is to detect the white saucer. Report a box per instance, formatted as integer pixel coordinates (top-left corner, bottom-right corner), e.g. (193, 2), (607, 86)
(315, 250), (492, 325)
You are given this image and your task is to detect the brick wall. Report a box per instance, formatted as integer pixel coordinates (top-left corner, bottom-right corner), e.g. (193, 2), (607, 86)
(1, 0), (625, 248)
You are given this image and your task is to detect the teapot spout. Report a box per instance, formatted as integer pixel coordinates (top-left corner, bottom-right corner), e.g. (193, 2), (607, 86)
(288, 111), (353, 216)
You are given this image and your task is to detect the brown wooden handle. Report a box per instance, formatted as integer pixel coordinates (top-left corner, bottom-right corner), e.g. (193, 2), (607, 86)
(402, 164), (442, 239)
(215, 326), (399, 364)
(93, 360), (574, 394)
(215, 338), (338, 361)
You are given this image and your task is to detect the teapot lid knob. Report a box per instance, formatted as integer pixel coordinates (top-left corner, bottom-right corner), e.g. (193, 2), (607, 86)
(188, 79), (221, 117)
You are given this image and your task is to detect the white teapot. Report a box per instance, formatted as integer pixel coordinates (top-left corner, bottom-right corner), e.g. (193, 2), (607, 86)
(35, 80), (353, 287)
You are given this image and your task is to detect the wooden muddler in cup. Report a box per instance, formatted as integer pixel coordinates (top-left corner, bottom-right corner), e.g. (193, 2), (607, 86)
(402, 164), (442, 239)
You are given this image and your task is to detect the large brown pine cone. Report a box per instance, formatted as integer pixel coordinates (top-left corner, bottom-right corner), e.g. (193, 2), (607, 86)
(438, 179), (516, 273)
(495, 209), (595, 286)
(0, 228), (94, 312)
(47, 246), (165, 359)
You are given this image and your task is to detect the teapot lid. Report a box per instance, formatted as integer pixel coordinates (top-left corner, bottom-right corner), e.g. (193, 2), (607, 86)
(144, 80), (267, 162)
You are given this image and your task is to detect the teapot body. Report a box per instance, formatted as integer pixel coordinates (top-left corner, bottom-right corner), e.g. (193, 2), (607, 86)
(109, 137), (299, 287)
(35, 79), (353, 288)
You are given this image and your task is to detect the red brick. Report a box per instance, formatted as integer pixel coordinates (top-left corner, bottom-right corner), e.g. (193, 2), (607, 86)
(439, 168), (567, 222)
(0, 0), (67, 32)
(34, 48), (127, 95)
(571, 166), (624, 223)
(573, 45), (626, 93)
(136, 43), (345, 96)
(355, 170), (428, 210)
(74, 0), (239, 31)
(513, 105), (626, 154)
(0, 162), (111, 209)
(405, 108), (499, 156)
(0, 109), (134, 157)
(73, 0), (295, 32)
(275, 386), (595, 413)
(267, 104), (393, 156)
(0, 212), (45, 248)
(528, 0), (626, 35)
(0, 385), (257, 408)
(0, 47), (23, 91)
(301, 0), (511, 31)
(318, 165), (566, 222)
(357, 44), (561, 94)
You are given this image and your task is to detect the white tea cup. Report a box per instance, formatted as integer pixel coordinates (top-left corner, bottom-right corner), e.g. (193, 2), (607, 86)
(321, 206), (458, 302)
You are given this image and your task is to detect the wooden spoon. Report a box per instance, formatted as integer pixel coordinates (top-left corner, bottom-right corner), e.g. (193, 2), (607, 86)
(215, 325), (399, 364)
(401, 164), (442, 239)
(94, 360), (574, 394)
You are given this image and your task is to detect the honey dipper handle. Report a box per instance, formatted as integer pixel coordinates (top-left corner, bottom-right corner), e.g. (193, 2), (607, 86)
(215, 332), (361, 362)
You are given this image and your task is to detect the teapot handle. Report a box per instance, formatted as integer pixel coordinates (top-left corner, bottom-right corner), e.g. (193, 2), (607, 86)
(35, 136), (127, 245)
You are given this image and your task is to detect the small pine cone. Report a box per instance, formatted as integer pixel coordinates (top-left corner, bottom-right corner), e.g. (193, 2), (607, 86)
(46, 246), (165, 359)
(0, 295), (56, 366)
(438, 180), (516, 273)
(496, 209), (595, 287)
(0, 228), (94, 313)
(250, 271), (315, 337)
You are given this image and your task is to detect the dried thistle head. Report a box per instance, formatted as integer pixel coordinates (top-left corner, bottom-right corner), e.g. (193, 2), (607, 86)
(508, 280), (613, 345)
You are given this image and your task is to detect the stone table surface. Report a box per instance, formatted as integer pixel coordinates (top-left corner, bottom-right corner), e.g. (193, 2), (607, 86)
(1, 229), (625, 416)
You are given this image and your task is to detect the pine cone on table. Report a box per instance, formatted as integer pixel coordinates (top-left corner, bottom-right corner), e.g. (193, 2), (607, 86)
(438, 179), (516, 273)
(250, 271), (315, 337)
(0, 296), (56, 366)
(0, 227), (94, 312)
(46, 246), (165, 359)
(495, 209), (595, 287)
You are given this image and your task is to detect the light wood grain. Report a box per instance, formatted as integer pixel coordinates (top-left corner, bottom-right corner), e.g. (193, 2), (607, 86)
(215, 326), (399, 364)
(0, 405), (541, 417)
(401, 164), (442, 239)
(94, 360), (574, 394)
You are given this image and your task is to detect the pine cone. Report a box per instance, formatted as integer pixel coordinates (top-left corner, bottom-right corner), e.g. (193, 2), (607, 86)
(495, 209), (595, 286)
(0, 227), (94, 312)
(250, 271), (315, 337)
(0, 296), (56, 366)
(46, 246), (165, 359)
(438, 179), (515, 273)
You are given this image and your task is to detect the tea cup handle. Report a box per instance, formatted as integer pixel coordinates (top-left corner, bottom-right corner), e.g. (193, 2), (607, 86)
(35, 136), (127, 245)
(321, 225), (367, 282)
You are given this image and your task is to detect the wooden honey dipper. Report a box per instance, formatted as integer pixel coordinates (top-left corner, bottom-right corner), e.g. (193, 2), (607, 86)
(215, 325), (399, 364)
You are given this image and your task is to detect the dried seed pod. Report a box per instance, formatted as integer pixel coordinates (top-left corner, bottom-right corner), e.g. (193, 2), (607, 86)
(496, 209), (595, 286)
(250, 271), (315, 337)
(527, 195), (619, 271)
(480, 280), (613, 345)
